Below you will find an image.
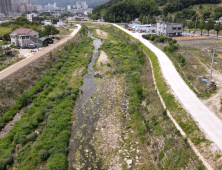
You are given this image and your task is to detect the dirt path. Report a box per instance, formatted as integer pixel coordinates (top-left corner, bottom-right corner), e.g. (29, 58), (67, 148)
(0, 25), (81, 81)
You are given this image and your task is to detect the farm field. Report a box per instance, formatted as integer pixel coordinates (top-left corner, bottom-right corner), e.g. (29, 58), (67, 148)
(0, 27), (11, 35)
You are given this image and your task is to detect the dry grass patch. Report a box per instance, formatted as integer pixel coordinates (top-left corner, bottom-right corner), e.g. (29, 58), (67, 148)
(96, 29), (108, 39)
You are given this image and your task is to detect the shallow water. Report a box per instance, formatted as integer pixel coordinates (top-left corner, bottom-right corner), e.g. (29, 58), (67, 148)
(68, 33), (104, 170)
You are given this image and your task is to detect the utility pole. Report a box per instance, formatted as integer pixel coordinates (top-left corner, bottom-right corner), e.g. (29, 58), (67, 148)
(132, 14), (133, 22)
(193, 17), (197, 46)
(209, 48), (216, 87)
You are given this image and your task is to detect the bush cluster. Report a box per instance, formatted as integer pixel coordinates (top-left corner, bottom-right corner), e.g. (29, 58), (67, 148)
(144, 34), (177, 44)
(144, 34), (178, 53)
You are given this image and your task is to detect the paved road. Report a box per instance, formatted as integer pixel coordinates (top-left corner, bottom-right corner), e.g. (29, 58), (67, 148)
(0, 24), (81, 80)
(113, 24), (222, 151)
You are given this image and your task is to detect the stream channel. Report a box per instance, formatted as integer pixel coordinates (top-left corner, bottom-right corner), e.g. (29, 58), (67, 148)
(68, 32), (104, 169)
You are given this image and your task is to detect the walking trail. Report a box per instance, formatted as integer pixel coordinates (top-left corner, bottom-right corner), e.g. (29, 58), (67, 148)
(0, 24), (81, 80)
(113, 24), (222, 151)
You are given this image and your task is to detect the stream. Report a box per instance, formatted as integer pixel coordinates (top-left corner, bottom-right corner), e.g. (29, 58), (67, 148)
(68, 32), (104, 169)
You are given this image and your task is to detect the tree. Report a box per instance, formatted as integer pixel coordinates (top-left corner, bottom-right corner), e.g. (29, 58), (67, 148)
(150, 17), (156, 24)
(187, 21), (194, 33)
(3, 34), (10, 41)
(169, 15), (173, 22)
(205, 20), (215, 35)
(126, 14), (131, 23)
(173, 17), (177, 23)
(142, 17), (147, 24)
(182, 20), (187, 32)
(199, 4), (203, 9)
(161, 16), (165, 21)
(139, 14), (143, 23)
(43, 25), (59, 36)
(214, 22), (221, 37)
(198, 19), (206, 35)
(202, 11), (212, 20)
(13, 16), (30, 26)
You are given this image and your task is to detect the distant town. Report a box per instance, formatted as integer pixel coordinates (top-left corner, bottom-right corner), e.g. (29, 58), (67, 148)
(0, 0), (93, 19)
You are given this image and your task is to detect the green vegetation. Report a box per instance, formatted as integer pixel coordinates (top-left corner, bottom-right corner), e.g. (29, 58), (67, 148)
(97, 25), (206, 169)
(60, 28), (72, 35)
(0, 27), (11, 35)
(0, 25), (94, 169)
(91, 0), (221, 22)
(113, 23), (212, 157)
(0, 58), (23, 72)
(0, 46), (19, 72)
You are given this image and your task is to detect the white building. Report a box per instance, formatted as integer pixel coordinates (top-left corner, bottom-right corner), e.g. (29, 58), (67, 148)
(76, 1), (82, 9)
(156, 21), (183, 37)
(219, 17), (222, 24)
(10, 28), (40, 48)
(26, 13), (37, 22)
(81, 2), (88, 9)
(57, 22), (66, 27)
(0, 13), (6, 19)
(67, 5), (71, 10)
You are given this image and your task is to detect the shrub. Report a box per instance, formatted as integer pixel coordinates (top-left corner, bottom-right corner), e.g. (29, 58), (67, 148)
(94, 74), (102, 78)
(175, 130), (181, 136)
(158, 151), (164, 160)
(172, 39), (177, 44)
(26, 132), (37, 141)
(125, 120), (131, 128)
(38, 149), (49, 161)
(162, 110), (167, 116)
(107, 63), (111, 67)
(19, 93), (32, 108)
(0, 123), (5, 129)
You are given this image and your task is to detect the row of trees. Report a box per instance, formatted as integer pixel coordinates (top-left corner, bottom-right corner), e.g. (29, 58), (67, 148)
(186, 20), (222, 37)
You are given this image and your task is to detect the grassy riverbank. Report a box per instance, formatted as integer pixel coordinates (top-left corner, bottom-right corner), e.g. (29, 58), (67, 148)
(112, 25), (222, 169)
(85, 23), (206, 169)
(0, 25), (95, 170)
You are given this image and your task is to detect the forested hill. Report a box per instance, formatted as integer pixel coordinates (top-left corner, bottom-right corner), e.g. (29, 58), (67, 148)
(90, 0), (221, 22)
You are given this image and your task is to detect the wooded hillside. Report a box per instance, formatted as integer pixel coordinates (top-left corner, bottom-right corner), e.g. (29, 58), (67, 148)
(90, 0), (221, 22)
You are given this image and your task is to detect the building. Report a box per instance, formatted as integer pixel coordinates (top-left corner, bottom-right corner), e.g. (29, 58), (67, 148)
(0, 0), (36, 14)
(156, 21), (183, 37)
(26, 13), (38, 22)
(51, 18), (59, 24)
(76, 1), (82, 9)
(81, 2), (88, 9)
(10, 28), (40, 48)
(219, 17), (222, 24)
(67, 5), (71, 10)
(0, 13), (6, 18)
(129, 23), (156, 33)
(57, 22), (66, 27)
(39, 37), (53, 46)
